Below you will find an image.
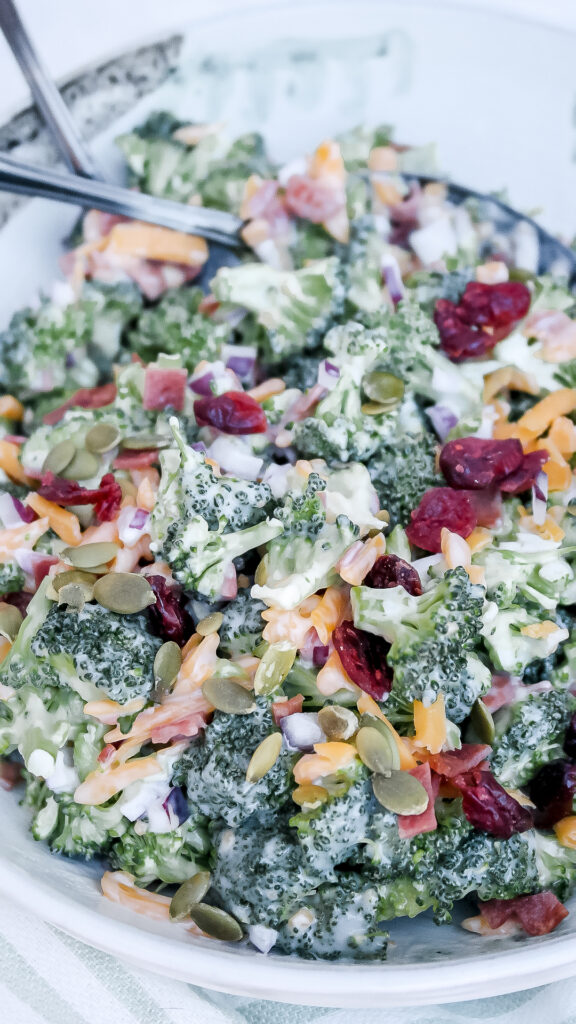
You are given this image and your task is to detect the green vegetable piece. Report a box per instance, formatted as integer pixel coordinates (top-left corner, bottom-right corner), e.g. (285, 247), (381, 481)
(121, 434), (172, 451)
(152, 640), (182, 699)
(372, 770), (429, 815)
(42, 439), (76, 476)
(253, 641), (296, 696)
(0, 601), (22, 641)
(355, 726), (399, 774)
(466, 699), (495, 745)
(61, 449), (100, 481)
(93, 572), (156, 614)
(317, 705), (357, 741)
(362, 370), (405, 407)
(188, 903), (243, 942)
(62, 542), (120, 569)
(202, 677), (256, 715)
(85, 423), (121, 454)
(57, 583), (86, 612)
(196, 612), (223, 637)
(169, 871), (212, 921)
(246, 732), (283, 783)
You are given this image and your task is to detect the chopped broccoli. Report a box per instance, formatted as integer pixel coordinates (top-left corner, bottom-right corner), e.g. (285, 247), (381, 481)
(172, 698), (296, 828)
(109, 816), (208, 885)
(481, 601), (569, 675)
(128, 286), (229, 370)
(352, 567), (491, 723)
(533, 831), (576, 900)
(289, 769), (372, 875)
(491, 690), (576, 787)
(29, 603), (162, 704)
(0, 580), (59, 691)
(367, 428), (441, 528)
(0, 561), (25, 596)
(27, 783), (126, 858)
(219, 591), (266, 657)
(0, 683), (85, 775)
(478, 538), (576, 612)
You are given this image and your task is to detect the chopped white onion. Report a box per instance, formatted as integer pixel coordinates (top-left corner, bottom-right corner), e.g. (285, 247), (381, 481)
(207, 437), (263, 481)
(409, 216), (457, 264)
(280, 712), (325, 752)
(262, 462), (292, 499)
(317, 359), (341, 391)
(46, 749), (79, 795)
(411, 553), (444, 585)
(118, 779), (170, 822)
(248, 924), (278, 954)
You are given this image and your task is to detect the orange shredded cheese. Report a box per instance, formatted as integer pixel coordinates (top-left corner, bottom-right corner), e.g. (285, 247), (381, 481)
(413, 695), (447, 755)
(555, 816), (576, 849)
(517, 388), (576, 436)
(0, 395), (24, 420)
(0, 439), (35, 486)
(293, 741), (356, 785)
(25, 494), (82, 546)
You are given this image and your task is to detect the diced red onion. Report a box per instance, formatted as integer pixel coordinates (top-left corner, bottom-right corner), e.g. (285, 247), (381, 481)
(207, 437), (263, 481)
(3, 435), (27, 445)
(223, 345), (257, 381)
(189, 371), (215, 396)
(0, 492), (32, 528)
(130, 508), (149, 530)
(221, 562), (238, 600)
(280, 712), (325, 752)
(191, 442), (207, 452)
(162, 786), (190, 826)
(14, 547), (50, 575)
(533, 470), (549, 511)
(382, 254), (405, 306)
(317, 359), (341, 391)
(313, 644), (330, 667)
(117, 505), (150, 547)
(426, 404), (458, 442)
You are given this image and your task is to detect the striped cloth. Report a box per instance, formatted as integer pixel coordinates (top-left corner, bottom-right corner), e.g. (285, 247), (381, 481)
(1, 897), (575, 1024)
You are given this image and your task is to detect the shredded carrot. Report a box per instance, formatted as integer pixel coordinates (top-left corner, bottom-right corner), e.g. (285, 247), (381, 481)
(74, 755), (160, 805)
(80, 520), (120, 545)
(310, 587), (350, 644)
(0, 517), (50, 560)
(173, 632), (220, 695)
(248, 378), (286, 402)
(105, 222), (208, 267)
(518, 388), (576, 436)
(0, 637), (12, 662)
(181, 632), (202, 660)
(101, 871), (203, 933)
(0, 395), (24, 420)
(316, 650), (360, 697)
(413, 695), (447, 755)
(83, 696), (146, 725)
(25, 494), (81, 546)
(554, 816), (576, 849)
(338, 533), (386, 586)
(356, 693), (417, 770)
(262, 597), (321, 647)
(111, 536), (152, 573)
(105, 691), (211, 745)
(0, 439), (35, 486)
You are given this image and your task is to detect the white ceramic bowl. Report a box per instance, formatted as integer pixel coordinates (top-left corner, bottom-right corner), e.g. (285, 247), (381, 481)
(2, 2), (576, 1005)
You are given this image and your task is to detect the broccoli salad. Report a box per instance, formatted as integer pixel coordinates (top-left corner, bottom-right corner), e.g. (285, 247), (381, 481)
(3, 115), (576, 960)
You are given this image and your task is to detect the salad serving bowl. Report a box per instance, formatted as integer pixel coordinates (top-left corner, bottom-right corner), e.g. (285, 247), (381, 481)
(2, 0), (576, 1007)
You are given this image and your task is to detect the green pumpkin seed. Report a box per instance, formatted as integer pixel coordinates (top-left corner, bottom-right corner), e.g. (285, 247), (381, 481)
(0, 602), (22, 641)
(169, 872), (212, 921)
(93, 573), (156, 614)
(362, 371), (405, 407)
(361, 401), (398, 417)
(61, 448), (100, 481)
(254, 556), (268, 586)
(254, 641), (296, 696)
(66, 504), (94, 530)
(202, 677), (256, 715)
(188, 903), (243, 942)
(372, 770), (429, 815)
(62, 542), (120, 569)
(466, 698), (495, 745)
(246, 732), (283, 783)
(318, 705), (358, 741)
(196, 612), (223, 637)
(356, 726), (400, 775)
(119, 479), (138, 500)
(152, 641), (182, 700)
(85, 422), (121, 454)
(358, 713), (401, 758)
(42, 439), (77, 476)
(51, 570), (98, 595)
(121, 434), (172, 451)
(58, 583), (86, 611)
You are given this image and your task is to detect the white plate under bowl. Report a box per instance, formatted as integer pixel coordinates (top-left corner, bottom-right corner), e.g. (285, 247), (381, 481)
(1, 0), (576, 1006)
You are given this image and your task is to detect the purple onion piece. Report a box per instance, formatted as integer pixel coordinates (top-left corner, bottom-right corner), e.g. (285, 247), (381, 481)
(226, 355), (255, 379)
(280, 712), (325, 752)
(426, 403), (459, 442)
(163, 786), (190, 825)
(312, 644), (330, 667)
(13, 497), (37, 524)
(129, 508), (149, 530)
(324, 361), (340, 377)
(382, 258), (405, 307)
(189, 371), (215, 396)
(191, 442), (207, 452)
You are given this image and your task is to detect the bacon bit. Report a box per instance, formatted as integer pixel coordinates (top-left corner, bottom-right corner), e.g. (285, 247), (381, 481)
(43, 383), (117, 426)
(0, 759), (22, 790)
(271, 694), (304, 725)
(412, 695), (447, 755)
(483, 366), (539, 404)
(337, 534), (387, 586)
(397, 763), (437, 839)
(309, 587), (350, 644)
(113, 450), (158, 471)
(0, 395), (24, 420)
(475, 261), (509, 285)
(484, 673), (519, 712)
(316, 650), (360, 697)
(97, 744), (117, 766)
(247, 378), (286, 402)
(478, 892), (568, 936)
(106, 692), (211, 748)
(143, 366), (187, 412)
(428, 743), (491, 778)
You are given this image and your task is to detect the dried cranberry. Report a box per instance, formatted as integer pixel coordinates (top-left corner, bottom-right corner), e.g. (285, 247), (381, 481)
(38, 472), (122, 523)
(284, 175), (343, 223)
(405, 487), (477, 553)
(43, 383), (117, 425)
(147, 575), (191, 646)
(3, 591), (31, 616)
(528, 759), (576, 827)
(440, 437), (524, 490)
(434, 300), (497, 362)
(499, 450), (549, 494)
(564, 712), (576, 760)
(194, 391), (267, 435)
(364, 554), (422, 596)
(479, 892), (568, 936)
(453, 769), (534, 838)
(460, 281), (531, 331)
(333, 620), (393, 700)
(0, 760), (22, 790)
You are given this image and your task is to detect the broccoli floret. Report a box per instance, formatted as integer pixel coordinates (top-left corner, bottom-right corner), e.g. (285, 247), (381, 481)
(219, 592), (266, 657)
(405, 267), (475, 313)
(252, 477), (359, 610)
(367, 429), (441, 527)
(128, 286), (229, 370)
(29, 603), (162, 704)
(0, 561), (25, 596)
(481, 601), (569, 675)
(491, 690), (576, 788)
(198, 132), (274, 213)
(172, 698), (296, 828)
(28, 783), (126, 858)
(211, 258), (345, 362)
(533, 831), (576, 900)
(478, 537), (576, 612)
(0, 683), (85, 776)
(289, 768), (372, 875)
(109, 816), (208, 885)
(0, 580), (59, 691)
(352, 567), (491, 723)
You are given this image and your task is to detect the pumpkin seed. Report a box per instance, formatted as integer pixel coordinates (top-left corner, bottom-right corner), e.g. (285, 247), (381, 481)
(169, 872), (211, 921)
(51, 570), (98, 594)
(372, 770), (429, 815)
(66, 504), (94, 530)
(376, 509), (390, 523)
(62, 542), (120, 569)
(85, 422), (121, 454)
(202, 677), (256, 715)
(292, 784), (329, 808)
(361, 401), (398, 417)
(0, 602), (22, 640)
(42, 439), (76, 476)
(152, 641), (182, 700)
(119, 479), (138, 500)
(254, 641), (296, 696)
(362, 371), (405, 407)
(58, 583), (86, 611)
(358, 713), (401, 761)
(93, 572), (156, 614)
(61, 448), (100, 481)
(121, 433), (172, 451)
(246, 732), (283, 783)
(188, 903), (243, 942)
(466, 699), (495, 745)
(196, 612), (223, 637)
(254, 556), (268, 586)
(318, 705), (358, 741)
(356, 726), (400, 775)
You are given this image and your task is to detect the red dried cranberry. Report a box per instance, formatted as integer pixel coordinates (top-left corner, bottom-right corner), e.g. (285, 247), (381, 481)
(0, 760), (22, 791)
(434, 300), (497, 362)
(364, 554), (422, 596)
(460, 281), (531, 331)
(38, 472), (122, 523)
(194, 391), (267, 435)
(3, 591), (31, 616)
(147, 575), (191, 646)
(564, 712), (576, 760)
(43, 383), (117, 425)
(499, 450), (549, 494)
(453, 769), (534, 838)
(479, 892), (568, 936)
(528, 759), (576, 827)
(333, 620), (392, 700)
(284, 175), (343, 223)
(440, 437), (524, 490)
(405, 487), (477, 553)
